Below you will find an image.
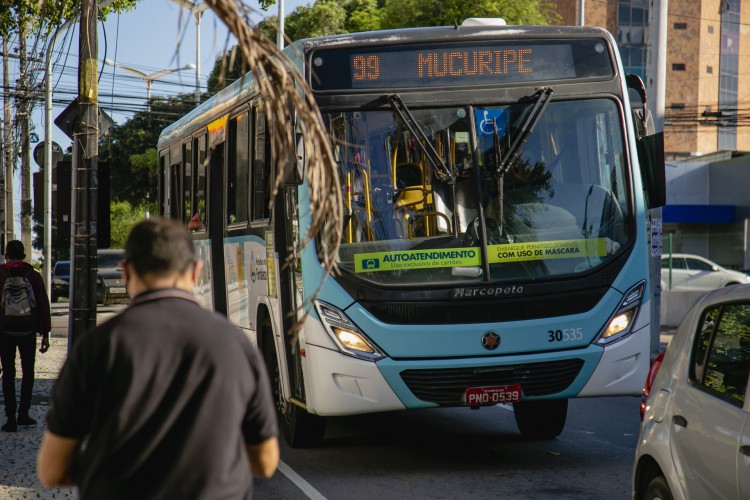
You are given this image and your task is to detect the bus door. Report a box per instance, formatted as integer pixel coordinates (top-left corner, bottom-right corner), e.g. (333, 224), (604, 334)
(208, 142), (228, 315)
(271, 107), (307, 405)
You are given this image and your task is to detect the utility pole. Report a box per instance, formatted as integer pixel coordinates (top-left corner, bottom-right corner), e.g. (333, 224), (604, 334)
(577, 0), (585, 26)
(19, 29), (32, 259)
(646, 0), (668, 360)
(2, 38), (13, 248)
(647, 0), (667, 132)
(70, 0), (99, 345)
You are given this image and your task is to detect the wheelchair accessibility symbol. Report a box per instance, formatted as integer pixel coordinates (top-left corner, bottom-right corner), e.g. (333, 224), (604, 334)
(476, 109), (507, 137)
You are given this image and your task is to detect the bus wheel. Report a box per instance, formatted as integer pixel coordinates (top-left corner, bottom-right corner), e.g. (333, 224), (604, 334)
(262, 331), (325, 448)
(513, 399), (567, 440)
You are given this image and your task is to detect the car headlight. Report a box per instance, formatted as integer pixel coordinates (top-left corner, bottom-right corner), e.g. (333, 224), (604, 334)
(314, 301), (385, 361)
(595, 280), (645, 345)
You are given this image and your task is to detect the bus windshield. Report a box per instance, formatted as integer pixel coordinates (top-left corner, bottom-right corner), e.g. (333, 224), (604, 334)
(325, 98), (632, 286)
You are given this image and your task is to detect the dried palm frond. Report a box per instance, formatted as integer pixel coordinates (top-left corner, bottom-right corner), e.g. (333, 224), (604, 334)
(205, 0), (342, 279)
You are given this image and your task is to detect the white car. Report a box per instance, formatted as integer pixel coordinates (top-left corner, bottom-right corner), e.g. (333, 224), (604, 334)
(632, 285), (750, 500)
(661, 253), (750, 291)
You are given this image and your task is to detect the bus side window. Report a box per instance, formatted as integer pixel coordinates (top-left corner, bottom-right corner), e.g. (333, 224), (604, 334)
(253, 104), (272, 221)
(169, 161), (181, 219)
(159, 152), (168, 218)
(227, 112), (250, 225)
(183, 140), (193, 223)
(194, 134), (208, 230)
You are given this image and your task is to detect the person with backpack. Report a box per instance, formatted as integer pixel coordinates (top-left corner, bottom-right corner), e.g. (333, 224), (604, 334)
(0, 240), (51, 432)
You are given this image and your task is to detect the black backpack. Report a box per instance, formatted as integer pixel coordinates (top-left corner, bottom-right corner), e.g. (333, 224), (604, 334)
(0, 267), (39, 336)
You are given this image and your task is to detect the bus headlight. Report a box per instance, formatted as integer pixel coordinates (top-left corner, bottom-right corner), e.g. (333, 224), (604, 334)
(595, 281), (645, 346)
(314, 301), (385, 361)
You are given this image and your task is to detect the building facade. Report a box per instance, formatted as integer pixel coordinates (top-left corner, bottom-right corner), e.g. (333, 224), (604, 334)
(552, 0), (750, 157)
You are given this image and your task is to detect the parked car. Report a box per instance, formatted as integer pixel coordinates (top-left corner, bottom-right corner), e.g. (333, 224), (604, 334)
(51, 260), (106, 303)
(633, 285), (750, 500)
(661, 253), (750, 291)
(51, 260), (70, 302)
(97, 248), (127, 305)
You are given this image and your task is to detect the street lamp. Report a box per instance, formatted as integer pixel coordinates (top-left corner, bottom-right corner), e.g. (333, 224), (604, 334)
(168, 0), (210, 105)
(104, 59), (195, 109)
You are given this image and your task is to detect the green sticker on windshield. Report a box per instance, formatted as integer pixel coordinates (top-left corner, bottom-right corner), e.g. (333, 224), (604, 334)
(354, 248), (481, 272)
(353, 238), (609, 273)
(487, 238), (608, 263)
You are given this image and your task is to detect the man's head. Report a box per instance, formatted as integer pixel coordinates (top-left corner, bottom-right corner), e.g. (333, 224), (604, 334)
(5, 240), (25, 261)
(123, 217), (199, 294)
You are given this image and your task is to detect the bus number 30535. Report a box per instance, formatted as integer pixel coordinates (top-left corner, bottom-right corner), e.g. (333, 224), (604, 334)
(547, 328), (584, 342)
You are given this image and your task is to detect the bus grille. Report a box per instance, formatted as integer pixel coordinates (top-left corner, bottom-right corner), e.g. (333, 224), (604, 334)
(361, 290), (603, 325)
(400, 359), (585, 406)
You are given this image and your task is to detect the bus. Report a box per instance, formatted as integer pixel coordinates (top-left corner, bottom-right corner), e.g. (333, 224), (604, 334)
(157, 19), (665, 447)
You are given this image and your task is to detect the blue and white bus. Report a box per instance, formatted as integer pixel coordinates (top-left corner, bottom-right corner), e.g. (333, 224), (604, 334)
(157, 19), (665, 447)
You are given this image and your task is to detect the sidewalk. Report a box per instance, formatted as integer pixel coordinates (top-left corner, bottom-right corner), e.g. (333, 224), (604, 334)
(0, 335), (75, 499)
(0, 304), (117, 500)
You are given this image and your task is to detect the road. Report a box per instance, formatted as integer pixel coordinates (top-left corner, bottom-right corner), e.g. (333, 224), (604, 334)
(255, 395), (641, 500)
(39, 302), (653, 500)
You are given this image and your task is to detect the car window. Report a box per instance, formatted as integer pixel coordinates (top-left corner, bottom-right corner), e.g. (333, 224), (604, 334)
(53, 262), (70, 275)
(662, 257), (686, 269)
(691, 304), (750, 407)
(98, 252), (124, 269)
(687, 258), (713, 271)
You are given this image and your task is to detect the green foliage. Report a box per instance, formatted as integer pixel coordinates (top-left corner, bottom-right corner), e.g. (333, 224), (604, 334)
(206, 47), (251, 95)
(0, 0), (137, 38)
(343, 0), (383, 33)
(110, 201), (151, 248)
(285, 0), (347, 40)
(99, 93), (197, 206)
(380, 0), (560, 29)
(259, 0), (558, 43)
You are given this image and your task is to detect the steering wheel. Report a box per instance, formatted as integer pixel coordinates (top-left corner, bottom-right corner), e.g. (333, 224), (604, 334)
(461, 217), (505, 247)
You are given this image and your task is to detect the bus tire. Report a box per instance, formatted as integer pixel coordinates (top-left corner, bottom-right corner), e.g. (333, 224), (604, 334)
(261, 330), (326, 448)
(513, 398), (567, 440)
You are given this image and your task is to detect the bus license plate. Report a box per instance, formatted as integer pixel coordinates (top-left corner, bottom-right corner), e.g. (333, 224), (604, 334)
(465, 384), (522, 406)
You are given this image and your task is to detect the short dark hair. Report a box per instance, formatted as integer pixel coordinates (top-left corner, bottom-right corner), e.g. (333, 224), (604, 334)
(5, 240), (25, 260)
(124, 217), (195, 277)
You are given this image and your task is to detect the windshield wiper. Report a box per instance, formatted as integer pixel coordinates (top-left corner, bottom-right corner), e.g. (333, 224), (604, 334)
(495, 87), (554, 178)
(388, 94), (455, 184)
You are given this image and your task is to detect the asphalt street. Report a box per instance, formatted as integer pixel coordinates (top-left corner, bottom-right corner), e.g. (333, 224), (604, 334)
(0, 302), (676, 499)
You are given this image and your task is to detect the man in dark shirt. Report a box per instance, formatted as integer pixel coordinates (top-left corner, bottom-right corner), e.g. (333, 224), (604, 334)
(37, 217), (279, 499)
(0, 240), (51, 432)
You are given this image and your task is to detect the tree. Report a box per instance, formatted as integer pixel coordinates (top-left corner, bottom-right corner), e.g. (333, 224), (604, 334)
(1, 0), (138, 253)
(110, 201), (150, 248)
(99, 92), (197, 207)
(256, 0), (382, 43)
(206, 46), (251, 95)
(380, 0), (560, 29)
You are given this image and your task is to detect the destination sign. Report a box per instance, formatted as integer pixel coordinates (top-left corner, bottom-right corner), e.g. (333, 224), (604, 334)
(311, 39), (612, 91)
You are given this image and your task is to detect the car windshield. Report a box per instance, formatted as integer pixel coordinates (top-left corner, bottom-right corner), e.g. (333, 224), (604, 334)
(324, 98), (632, 285)
(54, 262), (70, 275)
(98, 252), (123, 269)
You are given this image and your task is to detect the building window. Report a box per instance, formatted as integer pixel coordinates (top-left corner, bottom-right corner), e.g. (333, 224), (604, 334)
(672, 63), (686, 71)
(719, 0), (740, 151)
(708, 25), (714, 34)
(674, 22), (688, 30)
(707, 66), (713, 74)
(617, 0), (649, 79)
(670, 103), (685, 110)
